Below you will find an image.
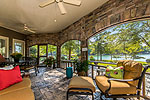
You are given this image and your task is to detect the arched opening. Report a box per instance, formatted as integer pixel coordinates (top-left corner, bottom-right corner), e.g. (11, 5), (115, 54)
(61, 40), (81, 60)
(60, 40), (81, 68)
(88, 19), (150, 64)
(88, 19), (150, 98)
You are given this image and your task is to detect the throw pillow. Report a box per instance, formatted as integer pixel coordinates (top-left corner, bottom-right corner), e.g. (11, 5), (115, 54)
(0, 65), (22, 91)
(105, 66), (124, 79)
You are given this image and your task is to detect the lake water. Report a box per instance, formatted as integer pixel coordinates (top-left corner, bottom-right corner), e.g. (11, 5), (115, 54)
(89, 54), (150, 62)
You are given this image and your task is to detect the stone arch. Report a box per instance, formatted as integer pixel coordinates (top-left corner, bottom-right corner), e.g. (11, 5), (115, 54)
(57, 0), (150, 61)
(26, 0), (150, 65)
(61, 39), (81, 60)
(88, 17), (150, 40)
(88, 19), (150, 62)
(58, 0), (150, 42)
(60, 39), (81, 47)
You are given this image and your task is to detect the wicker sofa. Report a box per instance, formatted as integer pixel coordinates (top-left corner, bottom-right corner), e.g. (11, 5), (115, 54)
(0, 78), (34, 100)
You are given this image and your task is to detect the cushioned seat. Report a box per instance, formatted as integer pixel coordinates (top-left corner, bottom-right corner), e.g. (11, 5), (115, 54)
(68, 76), (96, 93)
(0, 78), (31, 95)
(0, 88), (34, 100)
(95, 76), (137, 95)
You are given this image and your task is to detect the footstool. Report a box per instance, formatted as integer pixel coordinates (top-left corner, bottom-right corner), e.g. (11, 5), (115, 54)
(67, 76), (96, 100)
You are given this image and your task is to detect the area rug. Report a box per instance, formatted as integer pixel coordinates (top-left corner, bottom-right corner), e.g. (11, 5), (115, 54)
(30, 67), (133, 100)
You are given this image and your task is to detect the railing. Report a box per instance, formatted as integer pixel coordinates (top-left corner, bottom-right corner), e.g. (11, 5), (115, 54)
(89, 61), (150, 99)
(61, 60), (75, 72)
(142, 72), (150, 99)
(61, 60), (150, 99)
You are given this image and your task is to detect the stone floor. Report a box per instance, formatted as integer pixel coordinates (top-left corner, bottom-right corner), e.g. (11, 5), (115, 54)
(29, 67), (143, 100)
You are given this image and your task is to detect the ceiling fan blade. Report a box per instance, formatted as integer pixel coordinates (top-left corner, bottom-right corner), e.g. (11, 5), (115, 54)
(63, 0), (81, 6)
(39, 0), (55, 8)
(57, 2), (67, 15)
(27, 29), (36, 33)
(24, 24), (36, 33)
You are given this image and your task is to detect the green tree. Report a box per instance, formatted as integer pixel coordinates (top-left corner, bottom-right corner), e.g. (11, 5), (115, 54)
(61, 40), (80, 60)
(88, 20), (150, 61)
(89, 31), (109, 60)
(39, 45), (47, 56)
(112, 20), (148, 59)
(29, 45), (37, 57)
(104, 33), (118, 60)
(48, 45), (57, 57)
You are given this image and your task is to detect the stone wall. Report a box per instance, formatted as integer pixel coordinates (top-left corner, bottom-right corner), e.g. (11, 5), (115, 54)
(59, 0), (150, 41)
(27, 33), (60, 46)
(27, 0), (150, 66)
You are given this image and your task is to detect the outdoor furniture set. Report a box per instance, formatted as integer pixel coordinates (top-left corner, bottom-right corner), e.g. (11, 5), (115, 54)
(1, 56), (39, 76)
(67, 60), (150, 100)
(19, 57), (39, 76)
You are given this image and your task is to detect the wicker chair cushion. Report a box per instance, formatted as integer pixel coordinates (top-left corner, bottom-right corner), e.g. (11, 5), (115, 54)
(95, 76), (136, 95)
(117, 60), (142, 86)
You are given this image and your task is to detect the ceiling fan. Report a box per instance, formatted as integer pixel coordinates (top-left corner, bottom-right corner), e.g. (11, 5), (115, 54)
(23, 24), (36, 33)
(39, 0), (82, 15)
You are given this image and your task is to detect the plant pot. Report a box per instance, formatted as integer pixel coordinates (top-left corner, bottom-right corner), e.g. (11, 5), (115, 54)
(77, 71), (86, 76)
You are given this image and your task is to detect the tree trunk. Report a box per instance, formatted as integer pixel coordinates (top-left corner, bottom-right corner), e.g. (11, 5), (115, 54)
(100, 53), (102, 61)
(51, 51), (53, 56)
(95, 46), (98, 60)
(111, 54), (112, 60)
(69, 48), (71, 60)
(125, 53), (127, 59)
(139, 35), (150, 47)
(124, 41), (127, 59)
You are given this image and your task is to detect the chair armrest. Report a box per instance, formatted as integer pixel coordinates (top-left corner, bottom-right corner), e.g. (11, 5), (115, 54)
(108, 78), (138, 82)
(21, 71), (25, 78)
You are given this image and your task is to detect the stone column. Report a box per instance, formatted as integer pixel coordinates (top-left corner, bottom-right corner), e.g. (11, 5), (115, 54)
(57, 45), (61, 68)
(81, 39), (88, 61)
(26, 46), (29, 57)
(25, 39), (29, 57)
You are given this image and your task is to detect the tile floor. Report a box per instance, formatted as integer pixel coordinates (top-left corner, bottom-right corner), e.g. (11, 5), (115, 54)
(29, 67), (142, 100)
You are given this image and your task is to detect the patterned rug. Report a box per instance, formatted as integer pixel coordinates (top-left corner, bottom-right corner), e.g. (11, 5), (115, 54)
(30, 67), (137, 100)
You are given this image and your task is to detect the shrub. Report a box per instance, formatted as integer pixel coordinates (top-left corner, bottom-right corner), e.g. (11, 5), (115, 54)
(90, 56), (95, 61)
(44, 56), (55, 66)
(75, 60), (89, 73)
(10, 53), (23, 59)
(61, 56), (67, 60)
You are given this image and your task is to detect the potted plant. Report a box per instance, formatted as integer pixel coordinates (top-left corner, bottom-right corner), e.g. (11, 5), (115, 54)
(146, 59), (150, 65)
(61, 56), (67, 60)
(74, 60), (89, 76)
(10, 53), (23, 63)
(44, 56), (55, 67)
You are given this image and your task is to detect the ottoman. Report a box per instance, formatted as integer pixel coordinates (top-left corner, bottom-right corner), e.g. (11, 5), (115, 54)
(67, 76), (96, 100)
